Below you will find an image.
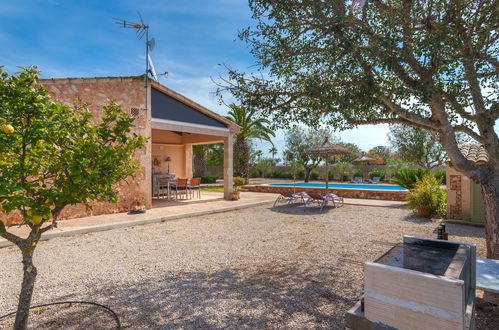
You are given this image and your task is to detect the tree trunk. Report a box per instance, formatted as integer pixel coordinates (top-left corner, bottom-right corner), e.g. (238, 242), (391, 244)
(193, 155), (207, 177)
(14, 248), (37, 330)
(481, 182), (499, 259)
(304, 168), (311, 182)
(233, 138), (250, 182)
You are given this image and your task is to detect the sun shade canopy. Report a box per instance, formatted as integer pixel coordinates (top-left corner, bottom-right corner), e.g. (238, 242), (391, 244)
(303, 139), (352, 156)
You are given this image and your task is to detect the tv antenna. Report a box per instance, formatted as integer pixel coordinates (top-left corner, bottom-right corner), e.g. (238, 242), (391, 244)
(113, 13), (158, 115)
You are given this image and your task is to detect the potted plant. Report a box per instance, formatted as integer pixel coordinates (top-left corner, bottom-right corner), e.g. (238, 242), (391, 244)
(231, 176), (245, 200)
(407, 175), (446, 218)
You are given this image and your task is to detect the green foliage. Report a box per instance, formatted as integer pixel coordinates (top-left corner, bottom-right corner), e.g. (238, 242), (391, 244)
(366, 146), (391, 165)
(434, 170), (447, 185)
(318, 169), (335, 180)
(225, 104), (275, 179)
(369, 168), (386, 181)
(206, 144), (224, 166)
(391, 168), (431, 190)
(197, 175), (217, 184)
(336, 142), (362, 163)
(387, 158), (410, 176)
(233, 176), (245, 186)
(408, 176), (447, 217)
(334, 162), (351, 181)
(352, 168), (363, 178)
(268, 169), (293, 179)
(249, 168), (261, 178)
(388, 125), (447, 169)
(0, 67), (146, 327)
(283, 126), (336, 182)
(0, 67), (146, 224)
(255, 157), (277, 178)
(309, 169), (320, 180)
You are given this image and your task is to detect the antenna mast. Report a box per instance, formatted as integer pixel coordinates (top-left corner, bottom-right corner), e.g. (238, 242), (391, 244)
(113, 14), (155, 116)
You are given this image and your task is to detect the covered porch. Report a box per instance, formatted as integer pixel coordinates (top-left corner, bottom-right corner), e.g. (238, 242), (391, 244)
(149, 81), (239, 203)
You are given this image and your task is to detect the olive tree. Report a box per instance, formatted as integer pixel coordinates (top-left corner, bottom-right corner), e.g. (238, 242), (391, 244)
(284, 126), (335, 182)
(0, 67), (146, 329)
(219, 0), (498, 259)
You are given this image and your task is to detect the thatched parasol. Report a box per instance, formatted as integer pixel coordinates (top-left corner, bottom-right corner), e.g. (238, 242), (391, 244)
(303, 138), (351, 194)
(352, 154), (377, 181)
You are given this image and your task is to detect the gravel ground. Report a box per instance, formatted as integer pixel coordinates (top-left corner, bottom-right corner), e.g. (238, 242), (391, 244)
(0, 204), (491, 329)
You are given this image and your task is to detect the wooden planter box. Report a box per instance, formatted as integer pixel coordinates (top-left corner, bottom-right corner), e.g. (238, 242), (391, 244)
(347, 236), (476, 330)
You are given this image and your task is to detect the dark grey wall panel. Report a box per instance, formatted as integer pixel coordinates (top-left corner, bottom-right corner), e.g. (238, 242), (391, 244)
(151, 88), (227, 128)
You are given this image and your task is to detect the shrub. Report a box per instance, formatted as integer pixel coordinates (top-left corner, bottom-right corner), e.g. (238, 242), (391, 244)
(249, 168), (261, 178)
(268, 169), (293, 179)
(391, 168), (430, 189)
(310, 169), (320, 180)
(198, 175), (217, 184)
(352, 168), (363, 178)
(296, 169), (305, 179)
(369, 168), (386, 181)
(407, 176), (446, 217)
(233, 176), (245, 186)
(434, 170), (446, 185)
(342, 174), (350, 181)
(318, 169), (335, 180)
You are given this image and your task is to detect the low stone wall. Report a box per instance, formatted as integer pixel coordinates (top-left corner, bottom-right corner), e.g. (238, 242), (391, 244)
(246, 185), (408, 201)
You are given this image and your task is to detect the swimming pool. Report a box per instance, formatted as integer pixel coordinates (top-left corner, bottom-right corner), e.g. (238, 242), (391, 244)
(269, 183), (408, 191)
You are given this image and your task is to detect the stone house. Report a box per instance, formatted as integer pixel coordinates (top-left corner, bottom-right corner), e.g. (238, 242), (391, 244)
(446, 144), (488, 225)
(1, 76), (239, 225)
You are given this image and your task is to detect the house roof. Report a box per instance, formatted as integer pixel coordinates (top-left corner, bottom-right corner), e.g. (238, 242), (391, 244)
(150, 80), (240, 132)
(456, 144), (489, 163)
(40, 75), (240, 133)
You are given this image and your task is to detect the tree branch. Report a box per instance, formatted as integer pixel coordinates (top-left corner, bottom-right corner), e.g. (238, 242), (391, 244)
(0, 220), (26, 248)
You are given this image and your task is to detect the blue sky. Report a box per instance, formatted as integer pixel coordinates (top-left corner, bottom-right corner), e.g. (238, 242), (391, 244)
(1, 0), (408, 157)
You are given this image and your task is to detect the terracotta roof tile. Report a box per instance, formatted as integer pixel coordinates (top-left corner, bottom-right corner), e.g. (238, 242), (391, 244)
(458, 144), (489, 163)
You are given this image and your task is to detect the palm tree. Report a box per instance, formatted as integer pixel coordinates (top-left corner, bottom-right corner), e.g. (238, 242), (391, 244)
(269, 146), (278, 160)
(225, 104), (275, 182)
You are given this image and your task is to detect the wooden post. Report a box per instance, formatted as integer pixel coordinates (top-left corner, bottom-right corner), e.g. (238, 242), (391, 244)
(224, 135), (234, 200)
(184, 144), (193, 178)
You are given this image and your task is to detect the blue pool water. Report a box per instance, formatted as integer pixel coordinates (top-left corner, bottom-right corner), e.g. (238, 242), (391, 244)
(269, 183), (408, 191)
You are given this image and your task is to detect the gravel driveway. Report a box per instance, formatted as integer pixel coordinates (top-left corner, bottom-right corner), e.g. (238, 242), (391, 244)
(0, 204), (488, 329)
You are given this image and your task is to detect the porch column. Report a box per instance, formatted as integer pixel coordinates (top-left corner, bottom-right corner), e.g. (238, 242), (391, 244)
(224, 134), (234, 200)
(185, 143), (193, 177)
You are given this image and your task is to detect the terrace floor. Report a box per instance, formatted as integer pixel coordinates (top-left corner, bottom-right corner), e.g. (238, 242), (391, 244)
(1, 202), (494, 329)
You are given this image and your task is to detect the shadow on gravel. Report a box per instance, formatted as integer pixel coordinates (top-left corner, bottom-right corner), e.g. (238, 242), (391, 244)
(73, 264), (358, 329)
(268, 204), (334, 215)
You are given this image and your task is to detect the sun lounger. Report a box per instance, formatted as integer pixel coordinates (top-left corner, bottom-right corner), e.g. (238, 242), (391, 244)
(304, 192), (344, 212)
(350, 177), (362, 183)
(325, 193), (344, 208)
(368, 177), (381, 184)
(273, 191), (306, 207)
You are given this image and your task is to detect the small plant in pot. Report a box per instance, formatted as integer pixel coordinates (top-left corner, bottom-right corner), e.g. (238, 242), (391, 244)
(231, 176), (245, 200)
(407, 176), (446, 218)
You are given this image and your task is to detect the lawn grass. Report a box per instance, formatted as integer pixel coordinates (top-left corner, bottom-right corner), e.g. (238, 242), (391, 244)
(201, 187), (224, 193)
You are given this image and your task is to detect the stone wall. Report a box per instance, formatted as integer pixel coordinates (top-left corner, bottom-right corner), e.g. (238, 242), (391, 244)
(1, 77), (152, 225)
(446, 165), (472, 221)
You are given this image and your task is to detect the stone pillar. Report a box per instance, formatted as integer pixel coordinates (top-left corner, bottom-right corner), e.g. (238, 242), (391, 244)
(185, 144), (193, 178)
(224, 135), (234, 200)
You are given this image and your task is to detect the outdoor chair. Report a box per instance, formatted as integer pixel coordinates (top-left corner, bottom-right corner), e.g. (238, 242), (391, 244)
(368, 177), (381, 184)
(172, 178), (189, 200)
(188, 177), (201, 199)
(350, 177), (363, 183)
(157, 177), (171, 199)
(304, 193), (329, 212)
(273, 191), (306, 207)
(304, 192), (343, 212)
(324, 193), (344, 208)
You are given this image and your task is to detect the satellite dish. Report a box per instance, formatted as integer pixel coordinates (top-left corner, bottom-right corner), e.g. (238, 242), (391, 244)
(147, 37), (155, 51)
(147, 54), (158, 81)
